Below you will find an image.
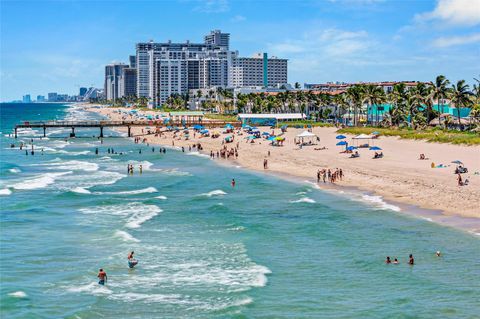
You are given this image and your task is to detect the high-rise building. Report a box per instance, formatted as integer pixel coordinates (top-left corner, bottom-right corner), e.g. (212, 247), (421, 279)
(129, 55), (137, 68)
(79, 87), (88, 97)
(104, 63), (128, 101)
(204, 30), (230, 50)
(37, 95), (46, 102)
(119, 67), (137, 98)
(22, 94), (31, 103)
(132, 31), (287, 107)
(230, 53), (288, 88)
(48, 92), (58, 102)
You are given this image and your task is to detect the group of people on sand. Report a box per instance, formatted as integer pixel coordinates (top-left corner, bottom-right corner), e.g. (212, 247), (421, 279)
(317, 168), (343, 184)
(127, 164), (142, 174)
(209, 143), (240, 160)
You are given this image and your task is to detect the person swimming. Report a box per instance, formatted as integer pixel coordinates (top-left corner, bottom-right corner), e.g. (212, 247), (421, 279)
(409, 254), (414, 265)
(97, 268), (107, 285)
(385, 256), (391, 264)
(436, 251), (441, 257)
(393, 258), (399, 264)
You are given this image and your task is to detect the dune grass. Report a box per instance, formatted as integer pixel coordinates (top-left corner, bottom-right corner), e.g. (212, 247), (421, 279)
(337, 127), (480, 145)
(204, 114), (238, 121)
(278, 120), (334, 128)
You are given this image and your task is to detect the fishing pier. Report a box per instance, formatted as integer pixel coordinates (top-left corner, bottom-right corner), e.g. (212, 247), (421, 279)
(13, 120), (242, 138)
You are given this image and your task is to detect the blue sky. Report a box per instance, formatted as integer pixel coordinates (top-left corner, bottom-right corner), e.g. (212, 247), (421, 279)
(1, 0), (479, 101)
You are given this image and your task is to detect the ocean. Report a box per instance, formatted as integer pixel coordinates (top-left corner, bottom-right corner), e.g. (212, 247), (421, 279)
(1, 103), (479, 318)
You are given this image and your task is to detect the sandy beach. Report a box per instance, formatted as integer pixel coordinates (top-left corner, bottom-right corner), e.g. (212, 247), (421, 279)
(86, 105), (480, 224)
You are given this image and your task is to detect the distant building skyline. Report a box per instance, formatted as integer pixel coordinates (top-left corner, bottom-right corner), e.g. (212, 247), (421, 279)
(2, 0), (479, 101)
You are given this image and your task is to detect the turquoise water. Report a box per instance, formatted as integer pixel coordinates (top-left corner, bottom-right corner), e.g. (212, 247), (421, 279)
(1, 103), (479, 318)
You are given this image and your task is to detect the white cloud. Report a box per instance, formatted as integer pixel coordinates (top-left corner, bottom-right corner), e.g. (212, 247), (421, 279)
(432, 33), (480, 47)
(193, 0), (229, 13)
(269, 29), (370, 58)
(416, 0), (480, 26)
(231, 15), (246, 22)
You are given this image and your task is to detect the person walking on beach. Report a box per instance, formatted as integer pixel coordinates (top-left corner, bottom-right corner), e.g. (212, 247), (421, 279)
(97, 268), (107, 285)
(317, 170), (321, 183)
(264, 159), (268, 169)
(409, 254), (414, 265)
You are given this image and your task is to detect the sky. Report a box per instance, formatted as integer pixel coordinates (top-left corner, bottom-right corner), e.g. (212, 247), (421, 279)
(1, 0), (479, 101)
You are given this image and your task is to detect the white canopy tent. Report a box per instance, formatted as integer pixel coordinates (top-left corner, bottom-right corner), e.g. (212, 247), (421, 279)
(297, 131), (316, 138)
(352, 134), (373, 139)
(296, 130), (318, 146)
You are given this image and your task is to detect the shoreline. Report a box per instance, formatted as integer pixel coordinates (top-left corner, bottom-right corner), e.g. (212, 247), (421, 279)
(80, 103), (480, 235)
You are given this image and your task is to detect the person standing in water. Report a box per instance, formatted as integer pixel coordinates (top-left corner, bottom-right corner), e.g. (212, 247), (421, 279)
(128, 251), (134, 261)
(97, 268), (107, 285)
(231, 179), (236, 187)
(139, 165), (143, 174)
(409, 254), (414, 265)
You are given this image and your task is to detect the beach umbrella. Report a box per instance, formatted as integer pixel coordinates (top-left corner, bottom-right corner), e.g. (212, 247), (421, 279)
(369, 146), (382, 150)
(346, 146), (357, 151)
(451, 160), (463, 165)
(371, 131), (380, 135)
(262, 132), (270, 136)
(193, 124), (203, 130)
(267, 136), (275, 141)
(336, 141), (347, 146)
(247, 135), (257, 139)
(225, 123), (234, 128)
(336, 135), (347, 139)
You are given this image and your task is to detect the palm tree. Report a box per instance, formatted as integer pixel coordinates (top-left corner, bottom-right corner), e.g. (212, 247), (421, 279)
(294, 82), (301, 89)
(333, 93), (348, 125)
(430, 75), (450, 126)
(450, 80), (474, 129)
(346, 85), (364, 126)
(363, 84), (386, 126)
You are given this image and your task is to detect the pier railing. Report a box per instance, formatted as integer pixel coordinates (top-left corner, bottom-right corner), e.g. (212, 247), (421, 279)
(13, 120), (242, 138)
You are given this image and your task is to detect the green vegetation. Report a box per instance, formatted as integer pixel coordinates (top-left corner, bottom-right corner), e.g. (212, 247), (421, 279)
(337, 127), (480, 145)
(204, 114), (238, 121)
(278, 120), (334, 128)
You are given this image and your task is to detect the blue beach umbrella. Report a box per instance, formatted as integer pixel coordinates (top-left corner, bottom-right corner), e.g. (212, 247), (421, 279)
(225, 123), (234, 128)
(346, 146), (357, 151)
(262, 132), (270, 136)
(369, 146), (382, 150)
(451, 160), (463, 165)
(336, 141), (347, 146)
(372, 131), (380, 135)
(336, 135), (347, 139)
(193, 124), (203, 130)
(247, 135), (257, 139)
(267, 136), (275, 141)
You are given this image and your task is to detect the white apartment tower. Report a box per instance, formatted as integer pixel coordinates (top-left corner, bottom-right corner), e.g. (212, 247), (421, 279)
(132, 30), (288, 107)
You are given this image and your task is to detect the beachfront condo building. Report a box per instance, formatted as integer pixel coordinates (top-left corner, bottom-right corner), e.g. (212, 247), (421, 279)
(119, 67), (137, 98)
(132, 30), (288, 107)
(230, 53), (288, 88)
(104, 63), (128, 101)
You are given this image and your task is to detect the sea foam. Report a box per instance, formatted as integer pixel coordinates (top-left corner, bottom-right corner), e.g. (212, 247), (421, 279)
(290, 197), (316, 204)
(10, 172), (72, 190)
(114, 230), (140, 242)
(0, 188), (12, 195)
(198, 189), (227, 197)
(8, 291), (27, 298)
(361, 195), (401, 212)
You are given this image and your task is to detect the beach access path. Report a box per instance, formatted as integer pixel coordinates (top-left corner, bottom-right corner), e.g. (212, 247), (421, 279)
(87, 106), (480, 221)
